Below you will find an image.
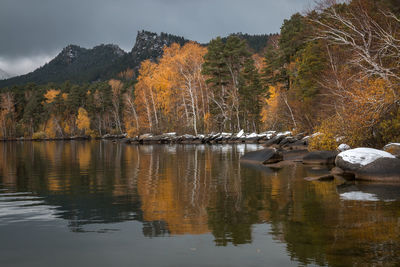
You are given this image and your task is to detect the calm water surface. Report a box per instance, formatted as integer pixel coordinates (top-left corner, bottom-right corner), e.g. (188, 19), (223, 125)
(0, 141), (400, 267)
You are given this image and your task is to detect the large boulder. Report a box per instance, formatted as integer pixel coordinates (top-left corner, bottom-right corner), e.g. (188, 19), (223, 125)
(335, 148), (396, 174)
(302, 151), (337, 165)
(240, 148), (283, 164)
(384, 143), (400, 158)
(355, 158), (400, 182)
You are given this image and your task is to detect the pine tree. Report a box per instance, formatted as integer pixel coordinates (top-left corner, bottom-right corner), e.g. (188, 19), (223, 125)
(239, 58), (263, 132)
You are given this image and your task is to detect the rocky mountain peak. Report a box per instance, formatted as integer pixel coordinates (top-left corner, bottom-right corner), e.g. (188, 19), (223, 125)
(58, 45), (86, 64)
(131, 30), (188, 62)
(94, 44), (126, 57)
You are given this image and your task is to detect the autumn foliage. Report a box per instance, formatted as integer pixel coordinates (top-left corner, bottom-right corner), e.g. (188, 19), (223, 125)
(1, 0), (399, 146)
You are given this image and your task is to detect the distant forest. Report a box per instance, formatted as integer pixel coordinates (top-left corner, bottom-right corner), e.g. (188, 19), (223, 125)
(1, 0), (399, 149)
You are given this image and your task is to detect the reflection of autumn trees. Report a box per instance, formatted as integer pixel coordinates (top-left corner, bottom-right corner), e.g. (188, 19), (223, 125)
(1, 142), (400, 264)
(261, 166), (400, 266)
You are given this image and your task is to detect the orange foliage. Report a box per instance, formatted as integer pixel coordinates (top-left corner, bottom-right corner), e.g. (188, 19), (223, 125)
(76, 107), (91, 135)
(134, 42), (207, 134)
(44, 89), (60, 104)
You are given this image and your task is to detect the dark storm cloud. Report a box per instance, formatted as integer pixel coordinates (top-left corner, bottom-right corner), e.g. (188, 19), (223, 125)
(0, 0), (311, 75)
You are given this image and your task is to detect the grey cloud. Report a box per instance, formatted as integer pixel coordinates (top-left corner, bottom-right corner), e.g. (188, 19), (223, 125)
(0, 0), (311, 75)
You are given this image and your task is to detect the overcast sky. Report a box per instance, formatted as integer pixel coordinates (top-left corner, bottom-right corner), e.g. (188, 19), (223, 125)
(0, 0), (311, 76)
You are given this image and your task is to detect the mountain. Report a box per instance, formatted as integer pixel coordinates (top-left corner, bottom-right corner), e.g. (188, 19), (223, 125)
(0, 31), (190, 88)
(0, 44), (126, 87)
(0, 30), (271, 88)
(0, 68), (12, 80)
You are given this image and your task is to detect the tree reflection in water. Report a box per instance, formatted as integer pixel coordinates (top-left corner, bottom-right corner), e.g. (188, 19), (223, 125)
(0, 141), (400, 266)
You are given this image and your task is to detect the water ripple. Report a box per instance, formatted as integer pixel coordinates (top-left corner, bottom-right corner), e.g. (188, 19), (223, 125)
(0, 192), (60, 225)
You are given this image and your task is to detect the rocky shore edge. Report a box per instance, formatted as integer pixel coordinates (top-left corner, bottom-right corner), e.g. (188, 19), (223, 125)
(0, 130), (300, 144)
(241, 141), (400, 183)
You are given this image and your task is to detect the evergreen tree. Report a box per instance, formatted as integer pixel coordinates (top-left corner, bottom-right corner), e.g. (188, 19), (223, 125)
(239, 58), (263, 131)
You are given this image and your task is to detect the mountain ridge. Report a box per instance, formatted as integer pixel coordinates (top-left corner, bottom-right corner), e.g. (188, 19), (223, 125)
(0, 30), (271, 88)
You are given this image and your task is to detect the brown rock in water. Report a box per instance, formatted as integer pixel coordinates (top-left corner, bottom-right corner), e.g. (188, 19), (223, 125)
(355, 158), (400, 182)
(240, 149), (283, 164)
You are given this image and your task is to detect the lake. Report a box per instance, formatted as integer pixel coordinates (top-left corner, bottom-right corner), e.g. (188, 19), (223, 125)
(0, 141), (400, 266)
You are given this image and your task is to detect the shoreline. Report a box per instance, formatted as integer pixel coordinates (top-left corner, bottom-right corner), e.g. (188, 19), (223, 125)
(0, 131), (298, 145)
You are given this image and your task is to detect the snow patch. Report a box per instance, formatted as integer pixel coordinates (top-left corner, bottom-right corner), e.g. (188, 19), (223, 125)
(338, 147), (395, 166)
(337, 144), (351, 152)
(340, 191), (379, 201)
(246, 132), (258, 138)
(276, 131), (292, 137)
(221, 132), (232, 137)
(236, 129), (244, 138)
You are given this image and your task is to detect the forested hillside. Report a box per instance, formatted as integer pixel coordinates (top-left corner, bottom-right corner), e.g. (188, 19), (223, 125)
(0, 31), (190, 87)
(1, 0), (399, 148)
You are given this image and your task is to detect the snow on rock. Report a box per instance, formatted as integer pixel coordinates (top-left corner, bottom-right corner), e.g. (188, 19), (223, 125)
(386, 143), (400, 146)
(164, 132), (176, 136)
(221, 132), (232, 137)
(236, 130), (244, 138)
(246, 133), (258, 138)
(337, 144), (351, 152)
(337, 148), (396, 167)
(276, 131), (292, 137)
(263, 131), (276, 139)
(340, 191), (379, 201)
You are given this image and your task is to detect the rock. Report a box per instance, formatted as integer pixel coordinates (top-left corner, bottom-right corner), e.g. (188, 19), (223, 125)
(282, 150), (309, 162)
(263, 135), (285, 147)
(139, 133), (152, 141)
(236, 130), (245, 138)
(102, 134), (111, 139)
(276, 131), (292, 137)
(331, 167), (345, 176)
(303, 151), (337, 165)
(279, 137), (291, 146)
(281, 138), (306, 150)
(294, 132), (306, 140)
(143, 135), (162, 143)
(355, 158), (400, 182)
(121, 138), (131, 144)
(337, 144), (351, 152)
(383, 143), (400, 158)
(240, 148), (283, 164)
(335, 148), (396, 174)
(289, 140), (308, 149)
(304, 174), (334, 182)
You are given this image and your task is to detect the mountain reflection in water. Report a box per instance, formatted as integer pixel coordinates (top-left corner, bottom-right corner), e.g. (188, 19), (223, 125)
(0, 141), (400, 266)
